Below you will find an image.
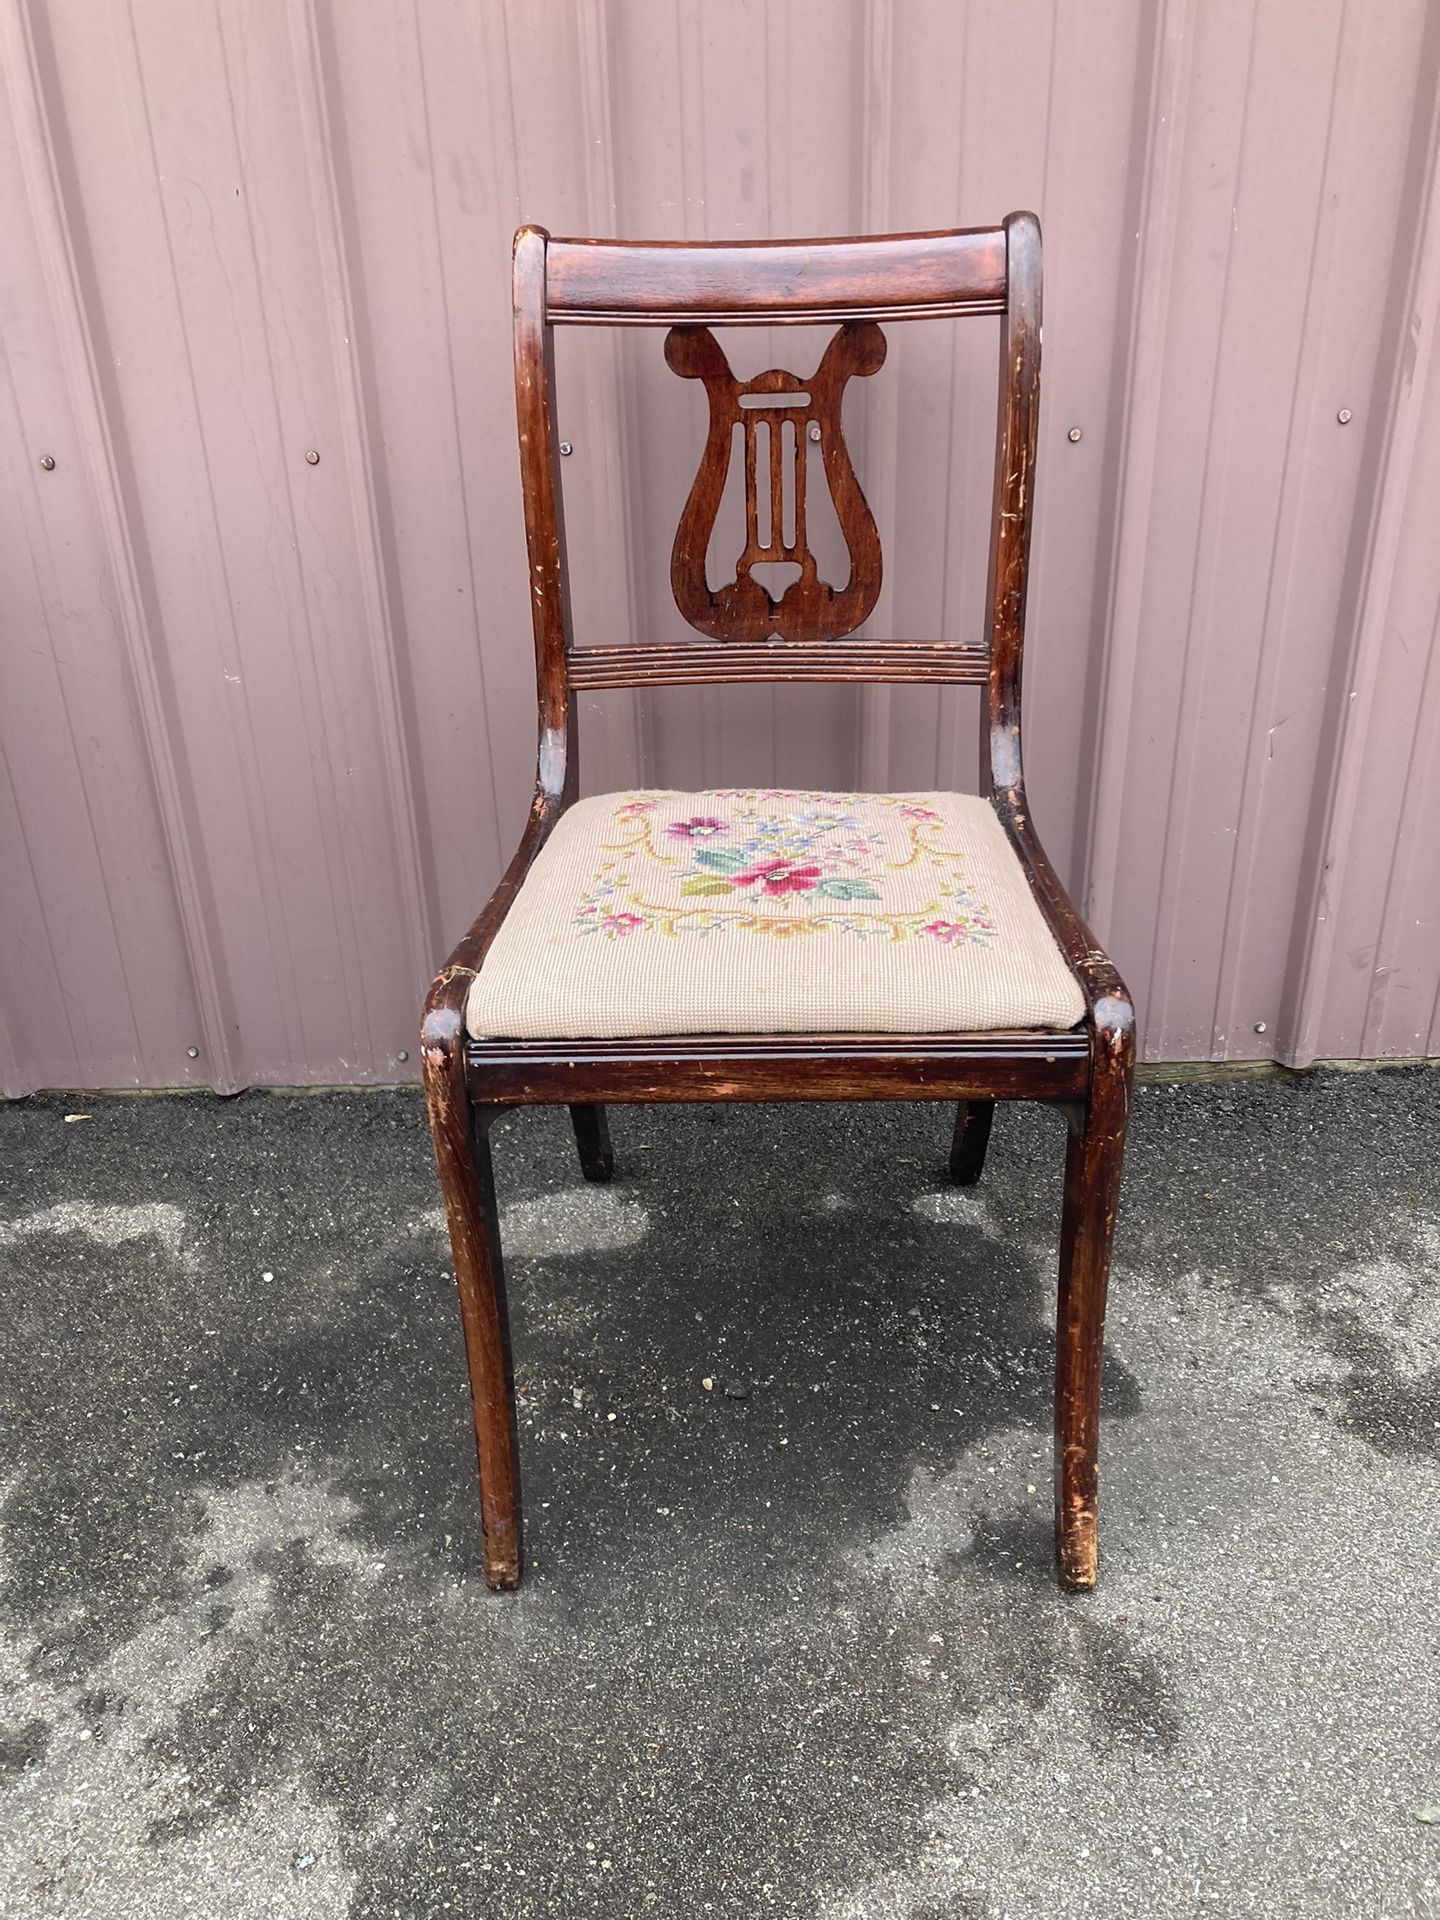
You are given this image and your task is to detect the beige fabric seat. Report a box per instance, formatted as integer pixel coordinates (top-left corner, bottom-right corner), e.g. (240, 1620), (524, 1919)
(466, 787), (1085, 1041)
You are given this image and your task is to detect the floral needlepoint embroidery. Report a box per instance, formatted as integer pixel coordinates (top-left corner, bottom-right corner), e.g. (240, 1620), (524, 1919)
(571, 789), (999, 947)
(667, 815), (729, 840)
(731, 859), (824, 896)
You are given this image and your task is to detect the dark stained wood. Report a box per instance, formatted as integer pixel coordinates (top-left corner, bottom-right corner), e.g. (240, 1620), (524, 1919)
(667, 322), (885, 642)
(545, 228), (1008, 326)
(983, 210), (1040, 802)
(948, 1100), (995, 1185)
(465, 1031), (1089, 1107)
(422, 211), (1136, 1594)
(569, 1103), (614, 1182)
(513, 226), (577, 804)
(1054, 997), (1133, 1587)
(420, 1016), (521, 1590)
(566, 640), (988, 690)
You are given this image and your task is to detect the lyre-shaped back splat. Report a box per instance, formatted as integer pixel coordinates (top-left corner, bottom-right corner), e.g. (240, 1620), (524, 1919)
(665, 321), (887, 642)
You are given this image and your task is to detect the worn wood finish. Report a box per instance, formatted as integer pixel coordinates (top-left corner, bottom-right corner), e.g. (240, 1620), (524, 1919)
(1055, 1000), (1133, 1586)
(948, 1100), (995, 1185)
(667, 322), (885, 642)
(420, 1019), (521, 1589)
(545, 229), (1008, 326)
(423, 213), (1135, 1592)
(466, 1031), (1090, 1107)
(513, 226), (577, 806)
(566, 641), (988, 690)
(569, 1102), (614, 1182)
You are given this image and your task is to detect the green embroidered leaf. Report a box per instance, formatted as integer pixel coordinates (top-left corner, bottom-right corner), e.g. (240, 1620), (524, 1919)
(681, 876), (735, 896)
(693, 847), (749, 874)
(816, 878), (881, 900)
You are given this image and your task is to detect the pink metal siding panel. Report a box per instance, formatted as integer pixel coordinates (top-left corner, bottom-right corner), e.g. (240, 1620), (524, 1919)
(1, 0), (1437, 1090)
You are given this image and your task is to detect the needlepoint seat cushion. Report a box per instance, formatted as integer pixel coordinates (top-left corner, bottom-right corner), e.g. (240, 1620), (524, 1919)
(465, 788), (1086, 1041)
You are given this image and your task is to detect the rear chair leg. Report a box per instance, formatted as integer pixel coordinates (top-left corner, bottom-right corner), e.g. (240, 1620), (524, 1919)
(570, 1103), (614, 1183)
(423, 1017), (521, 1590)
(1054, 1021), (1131, 1588)
(949, 1100), (995, 1185)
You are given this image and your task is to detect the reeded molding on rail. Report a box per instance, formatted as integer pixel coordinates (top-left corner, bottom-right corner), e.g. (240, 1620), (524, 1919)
(464, 1030), (1090, 1105)
(565, 641), (990, 689)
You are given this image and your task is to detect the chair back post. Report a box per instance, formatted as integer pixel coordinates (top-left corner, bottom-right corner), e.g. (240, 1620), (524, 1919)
(983, 210), (1042, 806)
(512, 225), (577, 804)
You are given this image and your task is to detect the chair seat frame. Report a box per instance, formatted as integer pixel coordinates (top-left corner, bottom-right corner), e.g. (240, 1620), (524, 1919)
(422, 214), (1133, 1594)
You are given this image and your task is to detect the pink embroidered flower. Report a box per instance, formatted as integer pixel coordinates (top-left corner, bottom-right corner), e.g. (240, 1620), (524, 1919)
(600, 912), (644, 937)
(618, 799), (658, 814)
(921, 918), (970, 944)
(667, 815), (729, 840)
(734, 858), (823, 896)
(901, 804), (942, 822)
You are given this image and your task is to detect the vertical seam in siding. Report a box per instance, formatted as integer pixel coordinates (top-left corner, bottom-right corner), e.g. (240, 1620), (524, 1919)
(936, 0), (974, 794)
(574, 0), (648, 789)
(2, 0), (237, 1087)
(1365, 592), (1440, 1054)
(856, 0), (896, 793)
(213, 10), (374, 1076)
(1139, 5), (1263, 1058)
(0, 732), (83, 1087)
(1082, 0), (1196, 957)
(0, 377), (140, 1080)
(1279, 67), (1440, 1067)
(1205, 7), (1355, 1058)
(404, 0), (507, 883)
(291, 0), (439, 993)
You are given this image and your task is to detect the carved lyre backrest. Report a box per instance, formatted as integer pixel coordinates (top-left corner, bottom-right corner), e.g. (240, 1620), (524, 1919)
(515, 220), (1039, 797)
(664, 322), (887, 643)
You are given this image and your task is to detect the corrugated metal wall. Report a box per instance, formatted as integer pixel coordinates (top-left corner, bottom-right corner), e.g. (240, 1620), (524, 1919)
(2, 0), (1438, 1093)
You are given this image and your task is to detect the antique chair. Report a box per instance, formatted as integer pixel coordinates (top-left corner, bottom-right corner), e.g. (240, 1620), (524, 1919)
(421, 213), (1134, 1594)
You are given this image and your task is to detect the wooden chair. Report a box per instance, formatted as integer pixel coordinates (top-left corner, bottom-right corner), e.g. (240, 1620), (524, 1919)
(421, 213), (1134, 1594)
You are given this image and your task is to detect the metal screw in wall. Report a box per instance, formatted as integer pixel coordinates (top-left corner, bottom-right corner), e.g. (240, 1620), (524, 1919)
(305, 449), (320, 465)
(1253, 1022), (1267, 1035)
(396, 1049), (409, 1063)
(39, 454), (55, 470)
(558, 441), (573, 456)
(1336, 409), (1352, 425)
(187, 1046), (200, 1058)
(1067, 426), (1083, 443)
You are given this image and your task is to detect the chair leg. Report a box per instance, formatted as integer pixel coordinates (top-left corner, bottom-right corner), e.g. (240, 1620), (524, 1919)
(422, 1023), (521, 1590)
(1054, 1061), (1130, 1589)
(948, 1100), (995, 1185)
(569, 1103), (614, 1183)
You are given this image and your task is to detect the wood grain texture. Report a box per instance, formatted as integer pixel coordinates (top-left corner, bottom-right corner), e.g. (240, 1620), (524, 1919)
(1054, 996), (1134, 1587)
(424, 211), (1135, 1593)
(420, 1015), (521, 1589)
(545, 228), (1007, 325)
(465, 1031), (1091, 1106)
(666, 321), (885, 642)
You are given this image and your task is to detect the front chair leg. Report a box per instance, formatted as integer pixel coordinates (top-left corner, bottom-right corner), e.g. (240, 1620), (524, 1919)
(948, 1100), (995, 1184)
(1054, 1025), (1131, 1588)
(569, 1103), (614, 1183)
(423, 1020), (521, 1589)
